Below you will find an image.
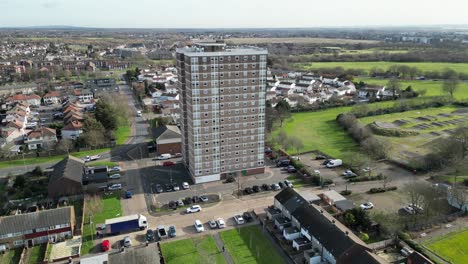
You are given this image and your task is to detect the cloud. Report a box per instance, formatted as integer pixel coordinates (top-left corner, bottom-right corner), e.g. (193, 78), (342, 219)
(41, 0), (59, 9)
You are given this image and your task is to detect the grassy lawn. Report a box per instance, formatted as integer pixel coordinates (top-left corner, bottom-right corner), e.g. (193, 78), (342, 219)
(279, 106), (357, 158)
(161, 236), (226, 264)
(0, 155), (65, 169)
(115, 125), (131, 145)
(0, 248), (23, 264)
(71, 148), (111, 158)
(286, 175), (307, 188)
(220, 225), (283, 264)
(424, 229), (468, 264)
(356, 77), (468, 99)
(86, 161), (118, 167)
(297, 61), (468, 76)
(81, 192), (122, 255)
(29, 244), (46, 264)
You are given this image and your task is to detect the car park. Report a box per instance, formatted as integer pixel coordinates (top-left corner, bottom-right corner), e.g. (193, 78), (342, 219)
(199, 195), (208, 202)
(163, 161), (175, 166)
(315, 155), (327, 160)
(234, 215), (245, 225)
(109, 173), (121, 179)
(123, 236), (132, 247)
(182, 182), (190, 189)
(208, 220), (217, 229)
(272, 183), (281, 191)
(243, 212), (253, 222)
(109, 166), (121, 172)
(186, 205), (201, 213)
(146, 229), (155, 242)
(252, 185), (260, 192)
(155, 184), (163, 193)
(194, 220), (204, 232)
(360, 202), (374, 210)
(108, 183), (122, 191)
(168, 226), (176, 238)
(101, 240), (110, 252)
(216, 218), (226, 228)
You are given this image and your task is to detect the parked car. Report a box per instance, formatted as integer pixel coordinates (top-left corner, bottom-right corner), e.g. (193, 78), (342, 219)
(243, 212), (253, 222)
(108, 183), (122, 191)
(278, 182), (285, 189)
(194, 220), (204, 232)
(322, 159), (332, 165)
(326, 159), (343, 168)
(290, 156), (300, 160)
(174, 153), (182, 158)
(271, 183), (281, 191)
(156, 154), (172, 160)
(262, 183), (272, 191)
(252, 185), (260, 192)
(123, 236), (132, 247)
(168, 201), (177, 210)
(168, 226), (176, 238)
(125, 191), (132, 199)
(244, 187), (253, 194)
(360, 202), (374, 210)
(186, 205), (202, 213)
(287, 166), (297, 173)
(284, 180), (293, 188)
(176, 199), (184, 207)
(146, 229), (155, 242)
(109, 166), (122, 172)
(101, 240), (110, 252)
(109, 174), (121, 179)
(163, 161), (175, 166)
(182, 182), (190, 189)
(199, 195), (208, 202)
(155, 184), (163, 193)
(192, 196), (200, 203)
(234, 215), (245, 225)
(362, 167), (371, 173)
(173, 184), (180, 191)
(165, 184), (173, 192)
(208, 220), (217, 229)
(184, 197), (193, 204)
(276, 159), (291, 167)
(315, 155), (327, 160)
(402, 206), (415, 215)
(342, 170), (357, 178)
(216, 218), (226, 228)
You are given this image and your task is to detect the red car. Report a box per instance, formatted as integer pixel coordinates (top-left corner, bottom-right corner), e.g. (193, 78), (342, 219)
(101, 240), (110, 252)
(163, 161), (175, 166)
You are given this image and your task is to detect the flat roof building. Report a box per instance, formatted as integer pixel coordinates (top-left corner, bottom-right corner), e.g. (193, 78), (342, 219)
(176, 42), (267, 183)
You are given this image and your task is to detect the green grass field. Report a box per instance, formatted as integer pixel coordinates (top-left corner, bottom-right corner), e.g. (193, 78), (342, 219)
(0, 248), (23, 264)
(28, 244), (46, 264)
(161, 236), (226, 264)
(220, 225), (283, 264)
(86, 161), (118, 167)
(115, 125), (131, 145)
(424, 229), (468, 264)
(81, 192), (122, 255)
(297, 61), (468, 75)
(279, 106), (358, 158)
(356, 77), (468, 99)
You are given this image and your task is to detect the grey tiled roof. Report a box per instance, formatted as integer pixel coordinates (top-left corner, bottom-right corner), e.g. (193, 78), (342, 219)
(49, 155), (84, 184)
(0, 207), (72, 235)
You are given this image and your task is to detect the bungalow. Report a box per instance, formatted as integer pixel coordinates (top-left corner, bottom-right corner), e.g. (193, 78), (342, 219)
(0, 206), (75, 249)
(25, 127), (57, 150)
(48, 155), (84, 198)
(62, 120), (83, 140)
(43, 91), (63, 105)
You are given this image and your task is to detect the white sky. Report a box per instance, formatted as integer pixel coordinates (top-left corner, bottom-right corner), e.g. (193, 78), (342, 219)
(1, 0), (468, 28)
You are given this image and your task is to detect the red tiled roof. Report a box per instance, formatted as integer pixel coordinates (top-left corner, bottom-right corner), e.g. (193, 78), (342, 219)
(44, 91), (62, 98)
(62, 121), (83, 131)
(27, 127), (57, 139)
(6, 94), (40, 102)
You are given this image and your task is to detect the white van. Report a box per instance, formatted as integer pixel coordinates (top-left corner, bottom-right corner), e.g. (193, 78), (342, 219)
(136, 110), (142, 117)
(156, 153), (172, 160)
(326, 159), (343, 168)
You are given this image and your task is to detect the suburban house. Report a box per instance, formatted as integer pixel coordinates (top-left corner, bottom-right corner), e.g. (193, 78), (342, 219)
(153, 125), (182, 155)
(0, 206), (75, 249)
(43, 91), (63, 105)
(62, 120), (83, 140)
(25, 127), (58, 150)
(6, 93), (41, 106)
(273, 188), (387, 264)
(74, 89), (94, 103)
(48, 156), (84, 198)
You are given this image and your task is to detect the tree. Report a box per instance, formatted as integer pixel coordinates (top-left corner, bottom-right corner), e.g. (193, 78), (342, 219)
(265, 101), (277, 133)
(13, 175), (26, 188)
(57, 139), (73, 154)
(452, 124), (468, 160)
(32, 166), (43, 176)
(372, 212), (404, 239)
(81, 118), (106, 148)
(343, 212), (356, 226)
(290, 136), (304, 155)
(95, 100), (118, 131)
(450, 187), (468, 213)
(275, 99), (291, 127)
(442, 75), (459, 99)
(386, 77), (401, 99)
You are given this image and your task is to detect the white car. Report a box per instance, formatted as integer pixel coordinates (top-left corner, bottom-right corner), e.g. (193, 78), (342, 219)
(123, 236), (132, 247)
(109, 166), (121, 172)
(173, 185), (180, 191)
(216, 218), (226, 228)
(182, 182), (190, 189)
(360, 202), (374, 210)
(194, 220), (204, 232)
(108, 183), (122, 191)
(186, 205), (202, 213)
(109, 174), (121, 179)
(208, 220), (217, 229)
(234, 215), (245, 225)
(199, 195), (208, 202)
(313, 170), (321, 176)
(402, 206), (415, 215)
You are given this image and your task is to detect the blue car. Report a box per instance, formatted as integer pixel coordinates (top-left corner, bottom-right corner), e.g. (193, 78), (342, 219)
(125, 191), (132, 199)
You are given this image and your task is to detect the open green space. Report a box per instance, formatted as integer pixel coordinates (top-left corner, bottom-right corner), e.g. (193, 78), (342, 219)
(356, 77), (468, 99)
(81, 192), (122, 255)
(161, 235), (226, 264)
(86, 161), (118, 167)
(279, 106), (357, 158)
(296, 61), (468, 75)
(423, 229), (468, 264)
(0, 155), (65, 169)
(115, 125), (131, 145)
(220, 225), (283, 264)
(28, 244), (46, 264)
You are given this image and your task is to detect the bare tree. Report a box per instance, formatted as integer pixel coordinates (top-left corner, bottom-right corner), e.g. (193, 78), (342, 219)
(386, 77), (401, 99)
(57, 139), (73, 154)
(290, 136), (304, 155)
(450, 187), (468, 213)
(442, 75), (459, 99)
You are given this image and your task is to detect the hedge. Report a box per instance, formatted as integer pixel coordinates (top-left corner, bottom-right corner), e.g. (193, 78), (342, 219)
(369, 186), (398, 193)
(368, 122), (420, 137)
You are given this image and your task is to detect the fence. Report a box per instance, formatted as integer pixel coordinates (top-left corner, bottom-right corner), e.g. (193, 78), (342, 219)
(368, 238), (395, 251)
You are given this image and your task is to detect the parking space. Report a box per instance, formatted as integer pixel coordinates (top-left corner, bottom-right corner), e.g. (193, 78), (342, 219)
(298, 153), (344, 182)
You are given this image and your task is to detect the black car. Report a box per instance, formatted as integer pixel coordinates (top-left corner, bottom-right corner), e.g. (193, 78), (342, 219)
(287, 167), (297, 173)
(261, 184), (271, 191)
(155, 184), (163, 193)
(278, 181), (285, 189)
(276, 160), (291, 167)
(192, 195), (200, 203)
(244, 187), (253, 194)
(165, 184), (173, 192)
(184, 197), (193, 204)
(252, 185), (260, 192)
(168, 201), (177, 210)
(146, 229), (155, 241)
(315, 155), (327, 160)
(243, 212), (254, 222)
(322, 159), (332, 165)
